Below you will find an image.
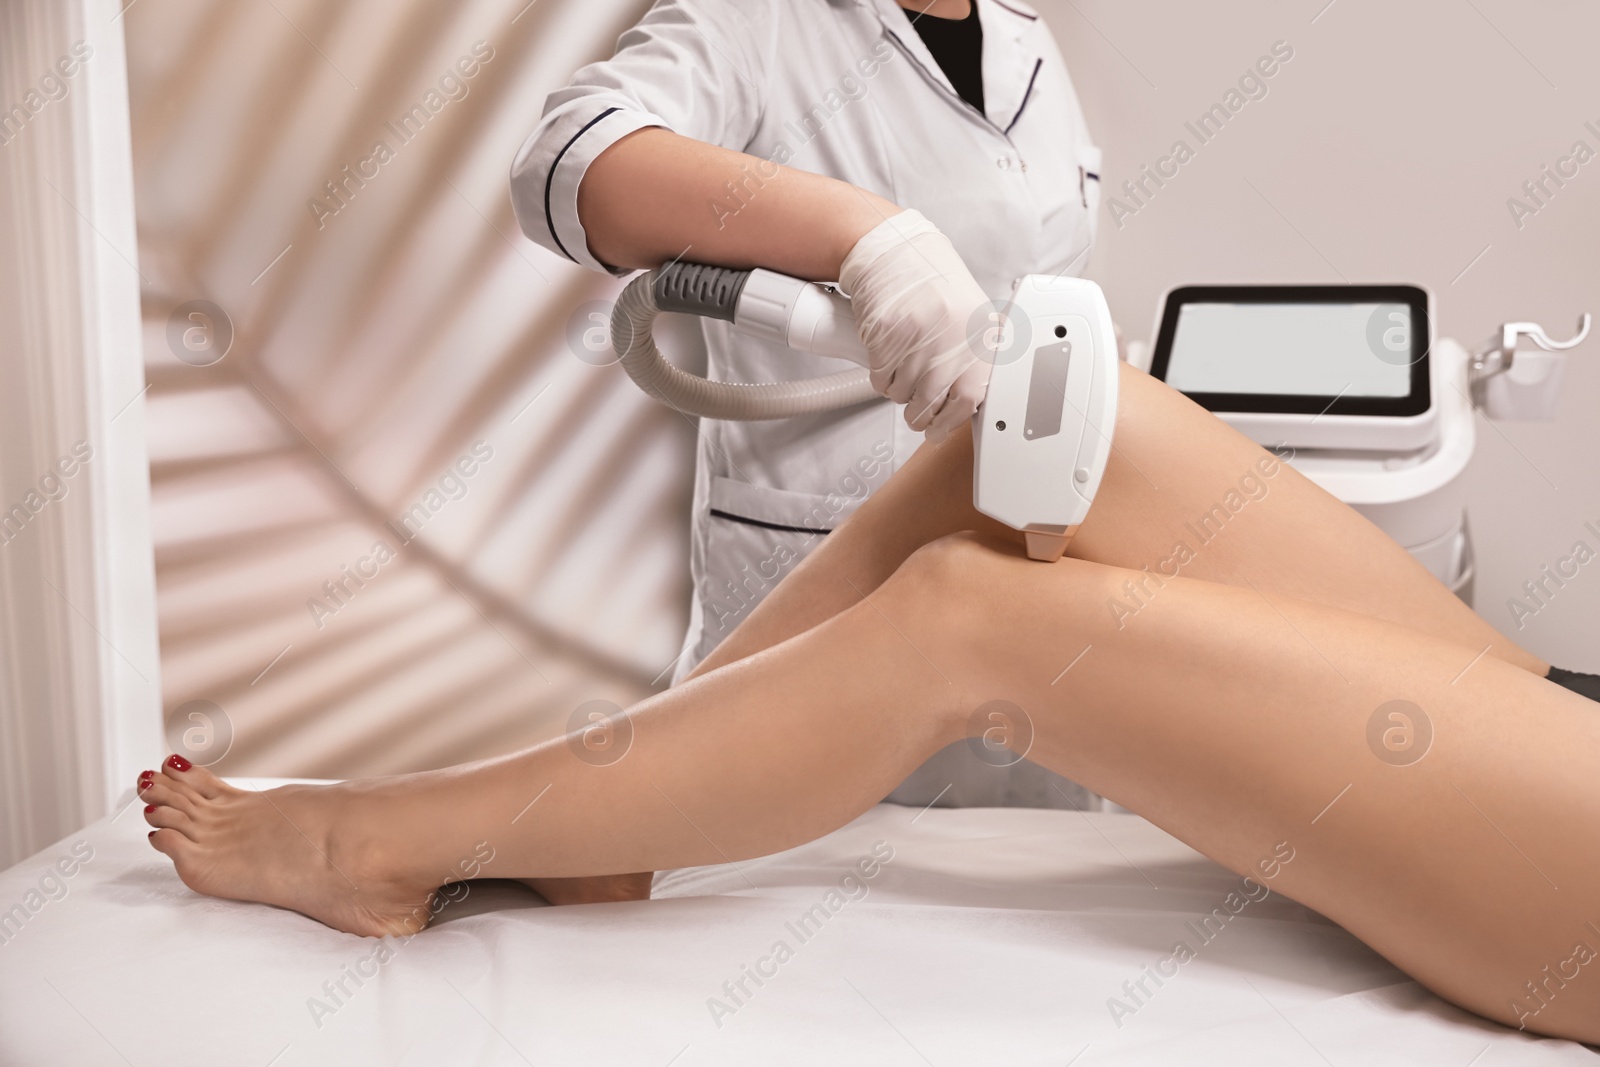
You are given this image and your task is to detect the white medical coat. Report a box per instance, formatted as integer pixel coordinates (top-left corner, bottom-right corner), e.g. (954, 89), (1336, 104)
(512, 0), (1104, 809)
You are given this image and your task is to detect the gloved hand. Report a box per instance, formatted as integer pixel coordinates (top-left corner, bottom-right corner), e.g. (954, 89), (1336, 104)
(839, 209), (995, 442)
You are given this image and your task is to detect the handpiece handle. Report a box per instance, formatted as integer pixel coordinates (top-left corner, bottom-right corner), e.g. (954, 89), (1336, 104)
(733, 269), (870, 368)
(650, 262), (871, 367)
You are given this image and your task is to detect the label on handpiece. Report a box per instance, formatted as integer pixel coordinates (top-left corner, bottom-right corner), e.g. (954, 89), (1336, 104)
(1023, 339), (1072, 440)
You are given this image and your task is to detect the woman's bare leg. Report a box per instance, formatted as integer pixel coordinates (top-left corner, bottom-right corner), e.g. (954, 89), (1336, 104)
(692, 362), (1547, 678)
(142, 532), (1598, 1040)
(537, 361), (1550, 903)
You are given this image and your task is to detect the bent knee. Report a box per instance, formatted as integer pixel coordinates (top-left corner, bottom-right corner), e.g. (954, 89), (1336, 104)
(870, 534), (1120, 704)
(868, 534), (1009, 655)
(871, 535), (1151, 719)
(867, 534), (1010, 704)
(883, 532), (1011, 600)
(877, 531), (1116, 628)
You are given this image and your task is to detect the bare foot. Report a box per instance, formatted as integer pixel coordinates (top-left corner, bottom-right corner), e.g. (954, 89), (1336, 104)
(518, 872), (654, 906)
(138, 756), (441, 938)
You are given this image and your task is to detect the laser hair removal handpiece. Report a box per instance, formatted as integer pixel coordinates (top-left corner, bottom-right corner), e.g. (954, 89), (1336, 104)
(610, 265), (1119, 561)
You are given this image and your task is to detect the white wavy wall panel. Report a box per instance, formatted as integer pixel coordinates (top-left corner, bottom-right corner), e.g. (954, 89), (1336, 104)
(126, 0), (681, 779)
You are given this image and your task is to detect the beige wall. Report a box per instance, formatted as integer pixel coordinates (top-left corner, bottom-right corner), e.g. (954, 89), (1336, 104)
(1047, 0), (1600, 669)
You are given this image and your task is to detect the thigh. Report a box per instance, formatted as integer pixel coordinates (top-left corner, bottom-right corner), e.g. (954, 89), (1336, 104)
(1071, 365), (1540, 668)
(893, 534), (1600, 1040)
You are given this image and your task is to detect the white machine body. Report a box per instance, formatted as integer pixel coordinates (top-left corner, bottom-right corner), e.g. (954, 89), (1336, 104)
(1220, 395), (1440, 453)
(1289, 338), (1478, 594)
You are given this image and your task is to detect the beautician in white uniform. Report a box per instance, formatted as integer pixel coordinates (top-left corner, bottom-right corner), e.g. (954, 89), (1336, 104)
(511, 0), (1103, 808)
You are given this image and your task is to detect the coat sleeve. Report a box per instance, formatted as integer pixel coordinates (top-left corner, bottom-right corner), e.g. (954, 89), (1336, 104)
(510, 0), (778, 275)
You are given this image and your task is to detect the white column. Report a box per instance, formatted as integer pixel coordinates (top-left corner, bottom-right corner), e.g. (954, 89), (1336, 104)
(0, 0), (162, 867)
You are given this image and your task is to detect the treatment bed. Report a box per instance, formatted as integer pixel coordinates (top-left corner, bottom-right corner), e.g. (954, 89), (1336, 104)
(1, 780), (1594, 1065)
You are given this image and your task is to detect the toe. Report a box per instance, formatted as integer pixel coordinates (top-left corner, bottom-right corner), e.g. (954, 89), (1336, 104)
(147, 827), (186, 855)
(162, 754), (226, 799)
(143, 802), (193, 836)
(139, 780), (195, 817)
(156, 765), (203, 805)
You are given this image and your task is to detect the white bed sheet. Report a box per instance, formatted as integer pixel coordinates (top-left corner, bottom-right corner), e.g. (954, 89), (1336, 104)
(0, 779), (1593, 1066)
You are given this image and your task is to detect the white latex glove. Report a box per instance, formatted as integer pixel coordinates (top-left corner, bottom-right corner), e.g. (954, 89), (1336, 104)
(839, 209), (994, 443)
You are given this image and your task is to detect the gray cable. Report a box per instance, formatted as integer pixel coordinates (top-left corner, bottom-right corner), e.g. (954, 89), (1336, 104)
(612, 269), (877, 420)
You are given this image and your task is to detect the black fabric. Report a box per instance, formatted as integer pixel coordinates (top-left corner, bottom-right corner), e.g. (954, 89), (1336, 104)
(1546, 665), (1600, 703)
(907, 3), (985, 115)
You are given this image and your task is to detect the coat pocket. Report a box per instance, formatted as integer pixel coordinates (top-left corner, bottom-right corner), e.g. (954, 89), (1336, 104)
(690, 476), (870, 659)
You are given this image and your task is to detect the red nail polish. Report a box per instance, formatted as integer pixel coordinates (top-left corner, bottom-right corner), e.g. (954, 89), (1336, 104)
(166, 754), (192, 772)
(148, 830), (156, 839)
(144, 804), (156, 814)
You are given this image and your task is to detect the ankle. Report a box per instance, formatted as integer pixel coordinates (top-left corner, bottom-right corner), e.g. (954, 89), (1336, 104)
(319, 779), (502, 890)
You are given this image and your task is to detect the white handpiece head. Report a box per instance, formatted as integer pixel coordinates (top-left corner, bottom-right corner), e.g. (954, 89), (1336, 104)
(972, 276), (1119, 562)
